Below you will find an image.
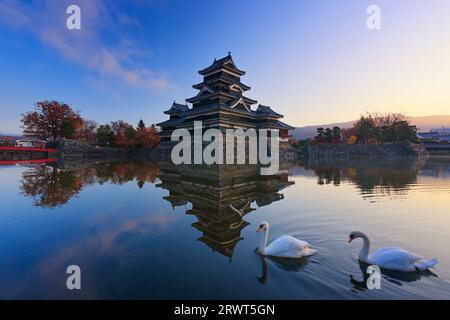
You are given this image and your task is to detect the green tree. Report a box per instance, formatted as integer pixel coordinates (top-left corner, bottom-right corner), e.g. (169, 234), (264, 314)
(332, 126), (341, 141)
(316, 127), (325, 142)
(137, 119), (146, 130)
(125, 126), (137, 141)
(324, 128), (333, 143)
(97, 125), (114, 147)
(353, 113), (417, 144)
(60, 120), (76, 139)
(381, 121), (417, 143)
(354, 116), (376, 144)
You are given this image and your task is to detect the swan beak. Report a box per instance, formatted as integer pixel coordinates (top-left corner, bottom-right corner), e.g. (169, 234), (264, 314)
(348, 236), (354, 243)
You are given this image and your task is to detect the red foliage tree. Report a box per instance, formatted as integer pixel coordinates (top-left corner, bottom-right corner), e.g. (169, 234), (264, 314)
(77, 119), (98, 143)
(21, 101), (82, 141)
(134, 124), (160, 149)
(110, 120), (133, 147)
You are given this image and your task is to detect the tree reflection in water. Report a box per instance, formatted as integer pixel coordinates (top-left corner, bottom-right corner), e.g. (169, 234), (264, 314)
(299, 157), (424, 200)
(20, 166), (83, 208)
(20, 160), (160, 208)
(19, 159), (294, 259)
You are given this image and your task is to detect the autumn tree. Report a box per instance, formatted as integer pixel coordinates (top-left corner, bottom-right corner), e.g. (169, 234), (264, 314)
(110, 120), (134, 147)
(354, 115), (377, 144)
(77, 119), (98, 143)
(134, 124), (160, 149)
(20, 166), (83, 208)
(21, 101), (82, 141)
(125, 126), (137, 141)
(353, 112), (417, 144)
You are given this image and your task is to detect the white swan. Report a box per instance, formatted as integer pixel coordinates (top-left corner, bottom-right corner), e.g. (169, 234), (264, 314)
(257, 221), (317, 258)
(348, 231), (438, 272)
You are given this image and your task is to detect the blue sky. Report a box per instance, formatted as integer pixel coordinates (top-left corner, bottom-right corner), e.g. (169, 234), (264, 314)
(1, 0), (450, 134)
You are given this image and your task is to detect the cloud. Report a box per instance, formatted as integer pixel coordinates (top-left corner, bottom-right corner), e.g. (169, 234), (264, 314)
(0, 0), (171, 92)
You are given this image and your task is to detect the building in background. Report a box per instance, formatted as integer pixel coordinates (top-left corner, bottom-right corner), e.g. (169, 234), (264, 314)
(15, 136), (47, 148)
(418, 128), (450, 143)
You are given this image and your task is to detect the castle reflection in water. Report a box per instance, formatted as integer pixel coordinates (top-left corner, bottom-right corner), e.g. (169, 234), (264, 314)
(18, 159), (294, 258)
(16, 156), (450, 258)
(155, 162), (294, 258)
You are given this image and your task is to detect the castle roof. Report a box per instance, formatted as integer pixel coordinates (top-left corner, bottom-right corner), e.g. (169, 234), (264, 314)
(164, 102), (190, 115)
(256, 105), (283, 118)
(199, 53), (245, 76)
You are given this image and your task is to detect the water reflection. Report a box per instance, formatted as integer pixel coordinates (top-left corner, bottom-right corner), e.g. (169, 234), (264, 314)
(299, 157), (425, 200)
(2, 156), (450, 299)
(155, 162), (294, 259)
(349, 261), (436, 293)
(20, 161), (160, 207)
(21, 157), (449, 209)
(19, 159), (295, 259)
(257, 254), (309, 284)
(20, 166), (84, 208)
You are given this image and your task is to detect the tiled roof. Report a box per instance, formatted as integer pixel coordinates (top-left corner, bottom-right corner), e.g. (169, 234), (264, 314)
(199, 53), (245, 76)
(157, 117), (186, 127)
(273, 120), (294, 130)
(164, 102), (190, 115)
(256, 105), (283, 118)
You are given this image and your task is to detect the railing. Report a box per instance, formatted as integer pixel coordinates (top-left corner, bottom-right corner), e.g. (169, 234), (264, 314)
(0, 146), (59, 152)
(0, 158), (58, 165)
(422, 143), (450, 150)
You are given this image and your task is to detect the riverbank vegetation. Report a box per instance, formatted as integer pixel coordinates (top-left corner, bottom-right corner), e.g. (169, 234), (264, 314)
(310, 113), (417, 145)
(20, 101), (160, 149)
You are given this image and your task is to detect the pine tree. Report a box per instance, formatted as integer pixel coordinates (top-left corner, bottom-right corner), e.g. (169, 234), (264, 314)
(138, 119), (146, 130)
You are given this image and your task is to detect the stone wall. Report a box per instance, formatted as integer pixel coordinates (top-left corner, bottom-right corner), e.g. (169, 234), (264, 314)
(58, 139), (159, 161)
(57, 139), (129, 159)
(150, 141), (298, 163)
(306, 141), (429, 158)
(279, 142), (298, 161)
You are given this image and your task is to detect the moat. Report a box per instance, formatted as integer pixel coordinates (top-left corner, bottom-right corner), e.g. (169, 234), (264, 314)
(0, 157), (449, 299)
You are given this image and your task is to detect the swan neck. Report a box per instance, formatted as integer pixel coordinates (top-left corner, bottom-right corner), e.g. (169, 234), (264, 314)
(258, 226), (269, 254)
(359, 233), (370, 261)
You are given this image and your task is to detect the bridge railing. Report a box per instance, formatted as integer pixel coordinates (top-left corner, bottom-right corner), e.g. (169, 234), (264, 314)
(0, 146), (59, 152)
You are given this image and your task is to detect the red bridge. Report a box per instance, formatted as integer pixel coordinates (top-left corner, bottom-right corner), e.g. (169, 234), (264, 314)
(0, 146), (59, 165)
(0, 146), (59, 153)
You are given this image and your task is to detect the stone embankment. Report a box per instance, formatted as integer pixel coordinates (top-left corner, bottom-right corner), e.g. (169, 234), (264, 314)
(57, 140), (155, 160)
(149, 141), (299, 163)
(306, 141), (428, 158)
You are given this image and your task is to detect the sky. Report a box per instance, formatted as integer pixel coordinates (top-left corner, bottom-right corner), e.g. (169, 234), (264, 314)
(0, 0), (450, 134)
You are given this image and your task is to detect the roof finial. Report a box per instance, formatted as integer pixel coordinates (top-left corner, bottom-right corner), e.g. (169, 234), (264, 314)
(228, 51), (231, 56)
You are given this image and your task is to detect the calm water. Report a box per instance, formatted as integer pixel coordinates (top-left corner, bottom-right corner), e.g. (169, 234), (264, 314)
(0, 157), (450, 299)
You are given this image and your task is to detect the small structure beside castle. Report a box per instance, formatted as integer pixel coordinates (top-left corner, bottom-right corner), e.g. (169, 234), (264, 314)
(157, 53), (294, 145)
(418, 128), (450, 143)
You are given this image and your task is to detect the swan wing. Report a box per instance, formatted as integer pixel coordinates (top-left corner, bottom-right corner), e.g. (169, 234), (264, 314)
(265, 235), (313, 258)
(369, 247), (423, 272)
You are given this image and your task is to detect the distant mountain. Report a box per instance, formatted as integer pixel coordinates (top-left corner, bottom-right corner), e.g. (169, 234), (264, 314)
(292, 115), (450, 140)
(0, 132), (21, 138)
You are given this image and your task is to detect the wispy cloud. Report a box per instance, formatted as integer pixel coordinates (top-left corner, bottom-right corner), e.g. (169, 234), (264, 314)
(0, 0), (171, 91)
